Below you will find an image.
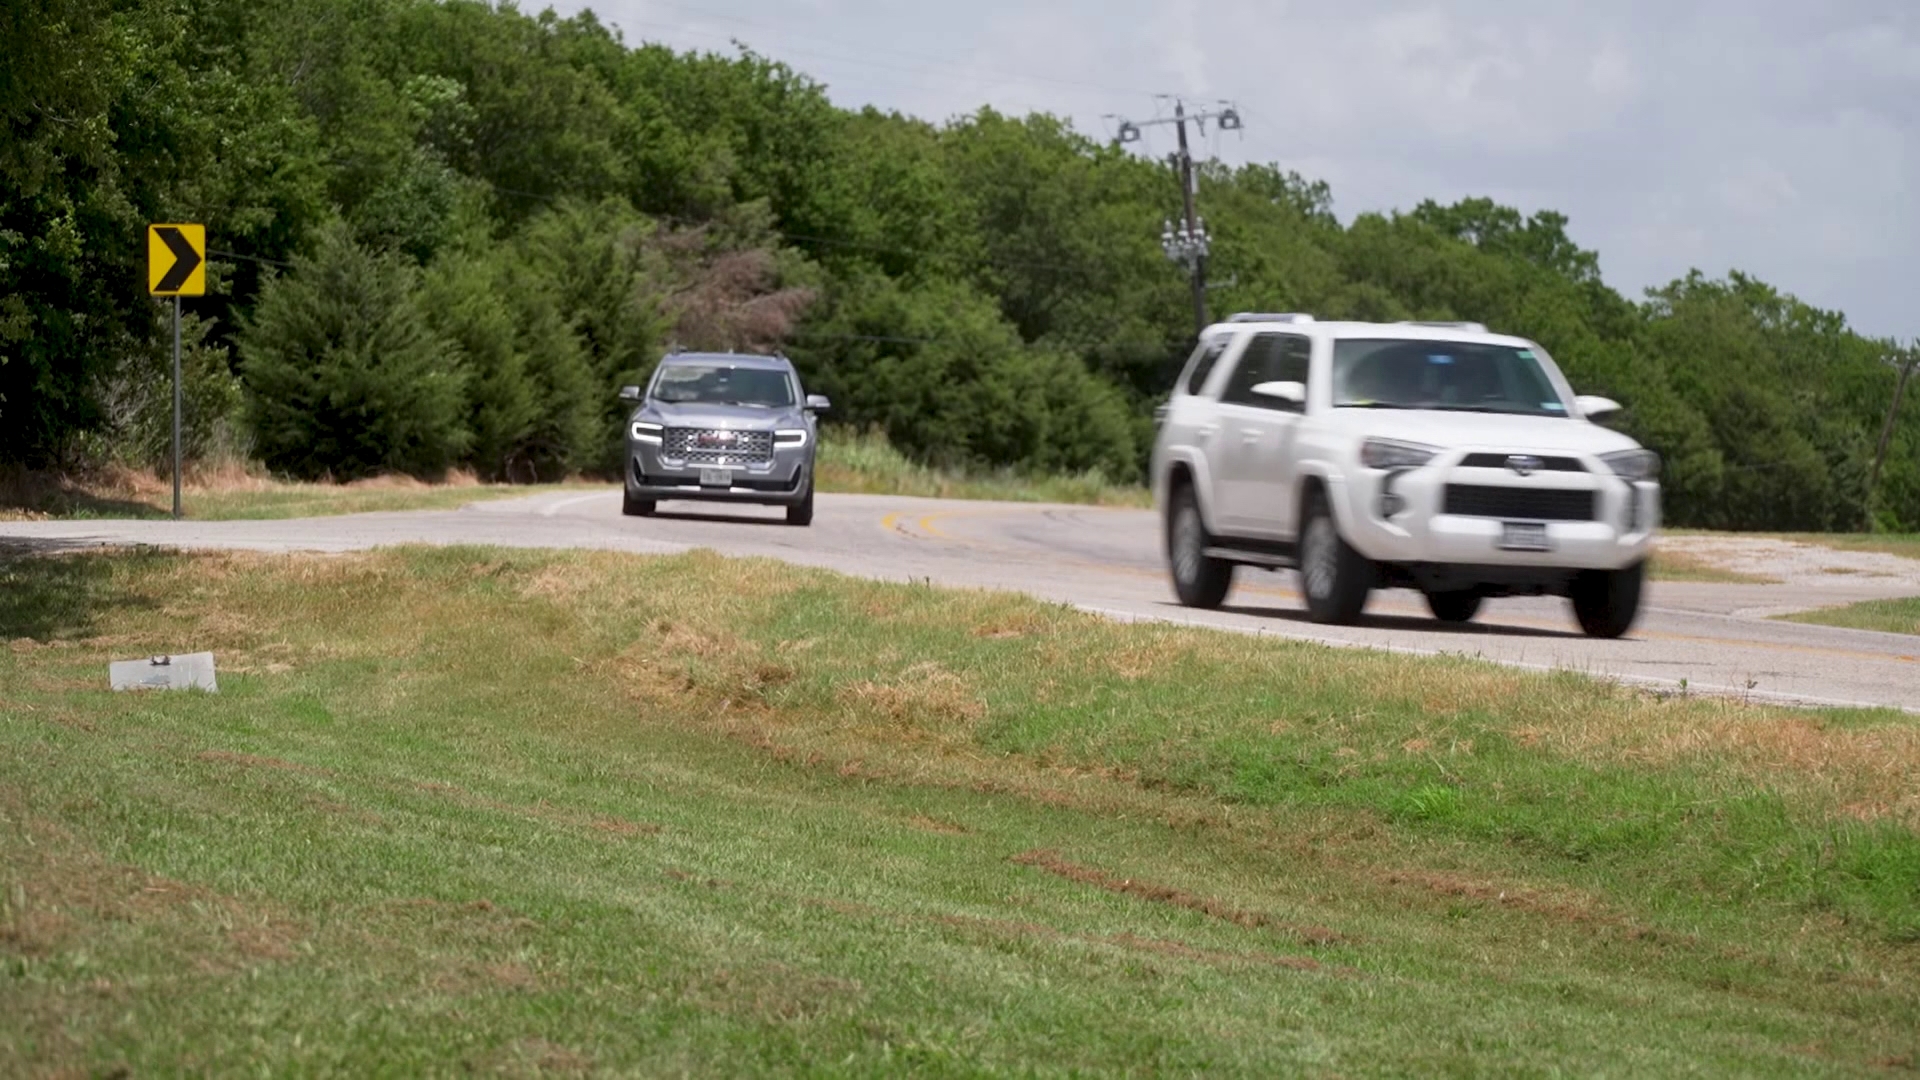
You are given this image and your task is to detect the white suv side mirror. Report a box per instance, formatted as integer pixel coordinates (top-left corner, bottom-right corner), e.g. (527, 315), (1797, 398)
(1250, 380), (1306, 407)
(1575, 394), (1621, 420)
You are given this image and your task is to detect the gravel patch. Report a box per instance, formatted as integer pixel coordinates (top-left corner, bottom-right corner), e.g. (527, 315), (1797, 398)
(1660, 535), (1920, 591)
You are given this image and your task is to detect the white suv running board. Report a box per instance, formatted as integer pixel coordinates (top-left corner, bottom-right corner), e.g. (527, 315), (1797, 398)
(1205, 546), (1298, 569)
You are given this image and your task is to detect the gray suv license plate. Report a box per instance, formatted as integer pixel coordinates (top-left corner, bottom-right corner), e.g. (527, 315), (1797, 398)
(699, 467), (732, 488)
(1499, 521), (1550, 551)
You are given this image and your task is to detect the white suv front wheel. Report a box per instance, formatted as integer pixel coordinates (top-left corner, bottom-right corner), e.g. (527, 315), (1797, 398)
(1570, 561), (1645, 639)
(1299, 491), (1372, 625)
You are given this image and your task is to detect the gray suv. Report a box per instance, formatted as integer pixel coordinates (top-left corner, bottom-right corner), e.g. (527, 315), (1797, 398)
(618, 351), (831, 526)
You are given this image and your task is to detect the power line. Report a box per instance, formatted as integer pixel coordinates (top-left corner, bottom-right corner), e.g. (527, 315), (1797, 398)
(209, 247), (293, 269)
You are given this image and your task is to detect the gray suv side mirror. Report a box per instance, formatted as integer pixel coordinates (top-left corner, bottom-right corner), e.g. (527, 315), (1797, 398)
(805, 394), (832, 413)
(618, 385), (642, 403)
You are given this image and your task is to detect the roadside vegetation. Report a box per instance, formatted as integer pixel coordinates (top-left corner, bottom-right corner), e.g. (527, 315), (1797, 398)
(3, 546), (1916, 1075)
(1782, 597), (1920, 637)
(1644, 547), (1781, 585)
(0, 463), (591, 523)
(1668, 529), (1920, 565)
(814, 427), (1149, 506)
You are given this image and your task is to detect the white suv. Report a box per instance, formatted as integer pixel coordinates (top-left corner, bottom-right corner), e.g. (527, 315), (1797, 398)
(1149, 314), (1661, 638)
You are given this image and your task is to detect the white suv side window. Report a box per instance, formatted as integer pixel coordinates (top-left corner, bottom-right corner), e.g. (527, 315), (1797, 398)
(1218, 333), (1312, 412)
(1178, 336), (1232, 397)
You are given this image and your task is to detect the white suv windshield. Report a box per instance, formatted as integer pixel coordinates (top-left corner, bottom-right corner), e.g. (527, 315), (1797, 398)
(652, 363), (795, 407)
(1332, 338), (1569, 417)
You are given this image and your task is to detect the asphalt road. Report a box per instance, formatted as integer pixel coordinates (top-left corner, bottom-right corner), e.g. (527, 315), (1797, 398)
(6, 490), (1918, 712)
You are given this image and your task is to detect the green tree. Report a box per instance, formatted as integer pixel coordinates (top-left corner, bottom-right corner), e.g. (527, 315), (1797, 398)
(240, 221), (468, 479)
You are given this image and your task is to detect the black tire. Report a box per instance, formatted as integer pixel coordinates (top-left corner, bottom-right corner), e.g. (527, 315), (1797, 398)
(1425, 589), (1483, 624)
(1570, 560), (1645, 639)
(622, 491), (656, 517)
(1298, 491), (1372, 625)
(1166, 482), (1233, 609)
(785, 481), (814, 526)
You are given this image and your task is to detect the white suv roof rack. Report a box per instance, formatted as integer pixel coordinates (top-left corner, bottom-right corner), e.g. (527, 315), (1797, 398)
(1398, 320), (1488, 333)
(1227, 312), (1315, 324)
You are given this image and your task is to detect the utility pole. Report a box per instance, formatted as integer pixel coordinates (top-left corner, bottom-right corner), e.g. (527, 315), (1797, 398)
(1868, 344), (1917, 499)
(1113, 98), (1242, 335)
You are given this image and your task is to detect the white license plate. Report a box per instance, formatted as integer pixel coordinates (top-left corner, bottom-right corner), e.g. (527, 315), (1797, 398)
(698, 467), (732, 488)
(1499, 521), (1550, 551)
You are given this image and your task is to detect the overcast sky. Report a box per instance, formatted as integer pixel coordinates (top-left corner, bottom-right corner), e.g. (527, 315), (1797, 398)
(545, 0), (1916, 341)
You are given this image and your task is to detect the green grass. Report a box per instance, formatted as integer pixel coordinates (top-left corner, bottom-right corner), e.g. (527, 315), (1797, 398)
(1787, 533), (1920, 562)
(0, 465), (594, 522)
(3, 547), (1917, 1076)
(172, 480), (596, 520)
(815, 427), (1152, 507)
(1781, 596), (1920, 636)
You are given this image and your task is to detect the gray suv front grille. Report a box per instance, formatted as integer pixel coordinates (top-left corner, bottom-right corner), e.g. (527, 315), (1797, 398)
(663, 428), (774, 465)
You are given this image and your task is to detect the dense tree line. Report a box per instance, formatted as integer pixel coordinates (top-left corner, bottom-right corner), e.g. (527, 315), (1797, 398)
(3, 0), (1915, 529)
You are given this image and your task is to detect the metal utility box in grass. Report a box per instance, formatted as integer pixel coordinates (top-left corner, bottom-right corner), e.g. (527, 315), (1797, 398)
(110, 653), (218, 693)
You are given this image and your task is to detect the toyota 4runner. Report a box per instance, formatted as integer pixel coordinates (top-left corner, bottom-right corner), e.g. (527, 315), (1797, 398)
(1149, 314), (1661, 638)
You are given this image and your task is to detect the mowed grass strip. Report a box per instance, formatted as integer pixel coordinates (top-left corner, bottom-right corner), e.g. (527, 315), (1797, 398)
(0, 463), (594, 522)
(1, 547), (1916, 1076)
(1783, 597), (1920, 637)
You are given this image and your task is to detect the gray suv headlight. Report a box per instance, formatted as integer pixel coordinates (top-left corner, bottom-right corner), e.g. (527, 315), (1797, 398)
(630, 420), (663, 444)
(774, 429), (808, 449)
(1601, 449), (1660, 481)
(1359, 438), (1439, 470)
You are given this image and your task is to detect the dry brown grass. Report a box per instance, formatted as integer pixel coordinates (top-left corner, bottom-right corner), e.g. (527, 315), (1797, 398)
(1649, 546), (1784, 584)
(838, 662), (986, 727)
(1504, 697), (1920, 827)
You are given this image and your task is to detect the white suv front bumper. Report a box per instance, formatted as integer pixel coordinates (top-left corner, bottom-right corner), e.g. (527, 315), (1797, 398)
(1330, 457), (1658, 573)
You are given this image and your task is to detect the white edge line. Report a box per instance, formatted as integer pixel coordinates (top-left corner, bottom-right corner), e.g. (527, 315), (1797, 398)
(538, 492), (611, 518)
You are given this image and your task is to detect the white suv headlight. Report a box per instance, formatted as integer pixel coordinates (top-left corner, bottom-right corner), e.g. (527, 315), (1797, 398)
(630, 420), (663, 444)
(1601, 449), (1660, 481)
(1359, 438), (1439, 470)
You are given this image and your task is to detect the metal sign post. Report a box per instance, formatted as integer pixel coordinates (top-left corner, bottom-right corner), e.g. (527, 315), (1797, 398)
(173, 294), (182, 520)
(147, 223), (205, 520)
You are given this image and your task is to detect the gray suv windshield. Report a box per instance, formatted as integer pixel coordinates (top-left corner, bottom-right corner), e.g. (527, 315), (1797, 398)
(653, 363), (795, 407)
(1332, 338), (1568, 417)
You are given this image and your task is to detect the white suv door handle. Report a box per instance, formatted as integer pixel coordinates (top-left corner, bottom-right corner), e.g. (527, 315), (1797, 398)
(1241, 428), (1262, 444)
(1196, 424), (1218, 440)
